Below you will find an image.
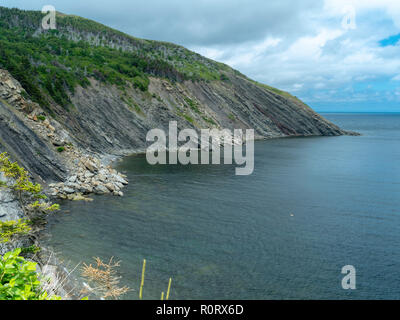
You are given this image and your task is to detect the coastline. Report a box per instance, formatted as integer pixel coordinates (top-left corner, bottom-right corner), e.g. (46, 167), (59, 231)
(1, 128), (361, 300)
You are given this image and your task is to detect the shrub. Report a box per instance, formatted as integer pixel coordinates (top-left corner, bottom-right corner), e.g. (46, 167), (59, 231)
(0, 248), (61, 300)
(0, 220), (31, 243)
(133, 104), (145, 116)
(0, 152), (60, 217)
(220, 73), (229, 81)
(133, 76), (150, 92)
(184, 97), (200, 114)
(202, 116), (217, 126)
(0, 152), (44, 200)
(57, 146), (65, 153)
(20, 245), (41, 255)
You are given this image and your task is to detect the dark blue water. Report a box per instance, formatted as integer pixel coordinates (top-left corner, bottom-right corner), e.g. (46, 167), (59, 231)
(42, 113), (400, 300)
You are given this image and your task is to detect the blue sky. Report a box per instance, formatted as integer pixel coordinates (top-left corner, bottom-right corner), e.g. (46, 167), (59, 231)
(2, 0), (400, 112)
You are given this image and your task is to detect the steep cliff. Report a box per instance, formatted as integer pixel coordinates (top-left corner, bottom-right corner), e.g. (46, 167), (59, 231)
(0, 6), (356, 185)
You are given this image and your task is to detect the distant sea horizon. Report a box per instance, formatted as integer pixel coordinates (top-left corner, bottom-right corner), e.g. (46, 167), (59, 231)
(318, 111), (400, 113)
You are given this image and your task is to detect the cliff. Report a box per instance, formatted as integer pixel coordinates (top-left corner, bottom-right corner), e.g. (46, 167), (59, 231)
(0, 6), (356, 188)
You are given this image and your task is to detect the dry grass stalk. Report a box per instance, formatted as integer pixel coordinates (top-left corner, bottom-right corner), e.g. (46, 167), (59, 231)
(81, 257), (130, 300)
(139, 259), (146, 299)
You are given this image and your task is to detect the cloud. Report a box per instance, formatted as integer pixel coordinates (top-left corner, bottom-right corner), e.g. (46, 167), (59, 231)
(188, 1), (400, 110)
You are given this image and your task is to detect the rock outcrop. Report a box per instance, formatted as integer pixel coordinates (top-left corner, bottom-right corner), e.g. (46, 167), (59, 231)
(0, 69), (129, 199)
(0, 65), (358, 199)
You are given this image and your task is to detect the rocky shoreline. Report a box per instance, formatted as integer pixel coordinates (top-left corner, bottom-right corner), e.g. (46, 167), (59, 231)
(1, 68), (130, 200)
(0, 69), (133, 298)
(48, 156), (128, 200)
(0, 175), (78, 299)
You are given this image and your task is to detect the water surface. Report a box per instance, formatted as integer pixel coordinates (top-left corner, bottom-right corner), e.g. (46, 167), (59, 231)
(42, 113), (400, 299)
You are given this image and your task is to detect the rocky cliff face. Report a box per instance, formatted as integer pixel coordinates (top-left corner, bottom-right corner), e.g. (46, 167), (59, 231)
(61, 75), (349, 156)
(0, 69), (129, 199)
(0, 66), (354, 188)
(0, 71), (67, 183)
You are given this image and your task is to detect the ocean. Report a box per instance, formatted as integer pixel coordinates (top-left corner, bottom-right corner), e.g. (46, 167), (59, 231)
(42, 113), (400, 299)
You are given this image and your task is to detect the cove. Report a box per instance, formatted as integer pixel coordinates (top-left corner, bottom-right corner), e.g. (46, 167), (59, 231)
(42, 114), (400, 300)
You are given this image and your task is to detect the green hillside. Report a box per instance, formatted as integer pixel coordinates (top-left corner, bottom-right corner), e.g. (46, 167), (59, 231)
(0, 6), (300, 114)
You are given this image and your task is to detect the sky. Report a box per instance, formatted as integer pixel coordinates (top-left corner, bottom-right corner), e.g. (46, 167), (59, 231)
(2, 0), (400, 112)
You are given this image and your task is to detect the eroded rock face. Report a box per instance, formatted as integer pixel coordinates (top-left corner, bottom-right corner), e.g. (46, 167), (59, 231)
(0, 67), (356, 201)
(0, 71), (68, 183)
(0, 180), (23, 222)
(0, 69), (129, 199)
(0, 173), (26, 255)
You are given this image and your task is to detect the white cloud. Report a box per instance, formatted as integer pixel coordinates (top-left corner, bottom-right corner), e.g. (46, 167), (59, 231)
(192, 37), (282, 67)
(190, 0), (400, 109)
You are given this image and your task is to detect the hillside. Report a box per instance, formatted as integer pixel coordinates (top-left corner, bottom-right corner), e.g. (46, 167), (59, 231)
(0, 6), (355, 185)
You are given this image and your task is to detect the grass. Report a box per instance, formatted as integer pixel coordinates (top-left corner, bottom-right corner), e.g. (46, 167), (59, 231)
(177, 111), (195, 124)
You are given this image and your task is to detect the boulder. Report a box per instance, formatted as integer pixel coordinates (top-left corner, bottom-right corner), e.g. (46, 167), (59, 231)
(63, 187), (75, 194)
(115, 182), (124, 189)
(105, 183), (115, 192)
(80, 184), (93, 194)
(112, 174), (128, 185)
(96, 174), (107, 183)
(52, 139), (65, 147)
(95, 185), (109, 194)
(84, 171), (94, 179)
(83, 160), (98, 173)
(65, 182), (79, 189)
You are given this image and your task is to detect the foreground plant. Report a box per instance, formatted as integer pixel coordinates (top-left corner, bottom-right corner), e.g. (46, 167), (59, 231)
(0, 219), (31, 243)
(0, 152), (59, 213)
(82, 257), (130, 300)
(0, 152), (60, 243)
(0, 248), (61, 300)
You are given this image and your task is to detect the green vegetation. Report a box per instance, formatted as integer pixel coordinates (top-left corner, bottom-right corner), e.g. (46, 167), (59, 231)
(184, 97), (200, 114)
(0, 153), (67, 300)
(176, 111), (194, 124)
(0, 152), (60, 216)
(0, 152), (59, 243)
(0, 6), (233, 115)
(20, 245), (41, 255)
(0, 24), (150, 112)
(0, 248), (61, 300)
(0, 6), (299, 119)
(220, 73), (230, 81)
(37, 115), (46, 121)
(57, 146), (65, 153)
(133, 104), (145, 116)
(202, 116), (217, 126)
(254, 81), (311, 108)
(0, 220), (31, 243)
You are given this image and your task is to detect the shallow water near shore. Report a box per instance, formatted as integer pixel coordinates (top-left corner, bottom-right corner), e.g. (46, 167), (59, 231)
(42, 113), (400, 299)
